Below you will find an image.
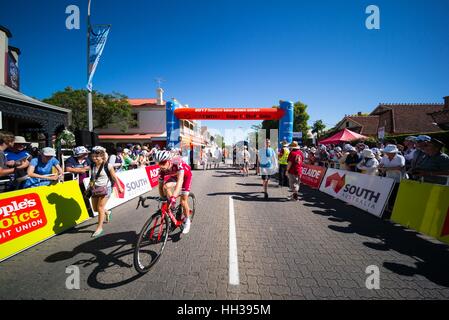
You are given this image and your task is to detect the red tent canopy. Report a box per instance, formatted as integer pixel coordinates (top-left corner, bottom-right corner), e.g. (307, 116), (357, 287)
(319, 128), (368, 145)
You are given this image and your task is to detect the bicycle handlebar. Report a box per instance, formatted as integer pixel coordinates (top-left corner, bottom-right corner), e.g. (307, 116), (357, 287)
(136, 195), (168, 209)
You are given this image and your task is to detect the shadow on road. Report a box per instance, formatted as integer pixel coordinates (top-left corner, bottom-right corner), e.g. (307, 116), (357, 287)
(207, 191), (288, 203)
(299, 185), (449, 288)
(45, 231), (145, 290)
(236, 182), (280, 188)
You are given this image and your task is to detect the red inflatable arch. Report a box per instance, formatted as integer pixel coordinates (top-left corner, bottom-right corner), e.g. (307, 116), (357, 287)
(174, 108), (285, 121)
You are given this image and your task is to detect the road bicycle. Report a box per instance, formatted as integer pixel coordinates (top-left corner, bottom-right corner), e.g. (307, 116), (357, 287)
(133, 193), (196, 274)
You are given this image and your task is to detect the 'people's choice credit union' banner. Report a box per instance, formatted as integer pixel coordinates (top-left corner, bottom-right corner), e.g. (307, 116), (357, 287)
(0, 181), (90, 262)
(319, 168), (395, 218)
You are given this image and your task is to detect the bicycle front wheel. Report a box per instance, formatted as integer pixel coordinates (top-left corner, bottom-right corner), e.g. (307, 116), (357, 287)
(134, 211), (169, 274)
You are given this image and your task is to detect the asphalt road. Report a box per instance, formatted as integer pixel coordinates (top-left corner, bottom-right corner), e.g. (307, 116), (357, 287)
(1, 167), (449, 300)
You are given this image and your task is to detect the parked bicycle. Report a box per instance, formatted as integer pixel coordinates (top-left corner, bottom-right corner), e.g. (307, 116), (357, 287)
(133, 193), (196, 274)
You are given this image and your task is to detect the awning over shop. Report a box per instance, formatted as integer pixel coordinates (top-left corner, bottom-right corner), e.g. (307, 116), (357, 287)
(0, 84), (71, 146)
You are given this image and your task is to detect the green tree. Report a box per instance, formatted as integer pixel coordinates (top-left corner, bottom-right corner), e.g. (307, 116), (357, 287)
(312, 120), (326, 140)
(261, 101), (310, 140)
(43, 87), (135, 132)
(261, 107), (279, 131)
(293, 101), (310, 140)
(213, 134), (225, 148)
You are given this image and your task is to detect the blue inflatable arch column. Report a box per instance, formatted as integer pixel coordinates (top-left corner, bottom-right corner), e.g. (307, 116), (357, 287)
(166, 100), (181, 149)
(278, 100), (294, 149)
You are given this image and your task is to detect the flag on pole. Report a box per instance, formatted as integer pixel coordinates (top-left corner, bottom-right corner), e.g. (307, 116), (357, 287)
(87, 24), (111, 92)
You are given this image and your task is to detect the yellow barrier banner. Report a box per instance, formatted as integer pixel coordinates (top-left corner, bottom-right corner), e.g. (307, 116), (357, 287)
(0, 181), (90, 262)
(391, 180), (449, 245)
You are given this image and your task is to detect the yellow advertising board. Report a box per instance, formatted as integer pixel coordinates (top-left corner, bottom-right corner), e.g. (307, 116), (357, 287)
(0, 181), (90, 262)
(391, 180), (449, 244)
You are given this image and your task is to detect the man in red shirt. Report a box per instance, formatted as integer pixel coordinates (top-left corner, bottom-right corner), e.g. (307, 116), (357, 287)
(286, 141), (304, 201)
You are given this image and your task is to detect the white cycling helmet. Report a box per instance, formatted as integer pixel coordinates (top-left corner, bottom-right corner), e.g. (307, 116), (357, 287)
(153, 150), (172, 163)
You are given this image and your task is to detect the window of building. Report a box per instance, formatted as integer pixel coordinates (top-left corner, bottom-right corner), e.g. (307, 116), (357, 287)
(131, 113), (139, 128)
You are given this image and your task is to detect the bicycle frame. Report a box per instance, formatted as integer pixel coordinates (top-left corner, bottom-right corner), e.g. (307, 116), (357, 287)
(161, 201), (184, 228)
(146, 198), (184, 242)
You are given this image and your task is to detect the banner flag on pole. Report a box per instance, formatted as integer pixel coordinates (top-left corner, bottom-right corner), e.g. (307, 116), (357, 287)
(87, 24), (111, 92)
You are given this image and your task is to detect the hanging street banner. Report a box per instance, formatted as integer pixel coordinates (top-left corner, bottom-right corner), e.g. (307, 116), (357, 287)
(319, 168), (395, 218)
(87, 24), (111, 92)
(6, 51), (20, 91)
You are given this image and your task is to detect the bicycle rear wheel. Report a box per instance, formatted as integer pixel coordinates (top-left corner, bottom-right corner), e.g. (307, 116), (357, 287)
(134, 211), (169, 274)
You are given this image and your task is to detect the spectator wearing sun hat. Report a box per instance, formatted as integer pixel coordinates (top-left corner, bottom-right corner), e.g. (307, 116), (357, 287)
(23, 147), (63, 188)
(403, 136), (417, 170)
(378, 144), (406, 215)
(307, 147), (317, 165)
(379, 145), (406, 183)
(278, 141), (290, 187)
(286, 141), (303, 201)
(357, 149), (379, 176)
(409, 135), (431, 177)
(345, 146), (361, 172)
(65, 146), (91, 186)
(4, 136), (32, 190)
(338, 145), (351, 171)
(411, 138), (449, 185)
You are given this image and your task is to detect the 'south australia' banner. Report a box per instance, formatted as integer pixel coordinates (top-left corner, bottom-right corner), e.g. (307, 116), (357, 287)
(319, 168), (395, 218)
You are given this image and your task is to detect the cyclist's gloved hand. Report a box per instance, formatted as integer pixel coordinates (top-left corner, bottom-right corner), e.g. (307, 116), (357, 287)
(169, 196), (177, 208)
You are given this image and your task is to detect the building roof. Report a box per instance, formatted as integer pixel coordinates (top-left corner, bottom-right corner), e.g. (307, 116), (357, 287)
(0, 84), (71, 114)
(345, 116), (379, 135)
(0, 26), (12, 38)
(429, 109), (449, 128)
(128, 98), (165, 107)
(371, 103), (444, 134)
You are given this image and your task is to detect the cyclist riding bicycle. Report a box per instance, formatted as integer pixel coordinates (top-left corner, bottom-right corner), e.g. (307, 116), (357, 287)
(153, 150), (193, 234)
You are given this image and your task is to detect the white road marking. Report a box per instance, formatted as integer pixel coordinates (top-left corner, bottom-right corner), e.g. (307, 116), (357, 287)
(229, 196), (239, 285)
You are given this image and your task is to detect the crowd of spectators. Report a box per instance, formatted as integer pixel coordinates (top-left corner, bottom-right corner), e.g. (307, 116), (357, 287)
(300, 135), (449, 186)
(0, 133), (173, 193)
(2, 130), (448, 194)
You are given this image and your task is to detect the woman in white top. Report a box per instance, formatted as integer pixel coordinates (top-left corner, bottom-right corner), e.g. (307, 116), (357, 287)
(378, 145), (406, 183)
(357, 149), (379, 176)
(90, 146), (124, 237)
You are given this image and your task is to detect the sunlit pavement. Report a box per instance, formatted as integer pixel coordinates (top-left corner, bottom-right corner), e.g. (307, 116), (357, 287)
(1, 167), (449, 300)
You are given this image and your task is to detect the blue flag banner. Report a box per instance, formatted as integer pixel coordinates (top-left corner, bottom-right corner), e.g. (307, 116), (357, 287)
(87, 25), (111, 92)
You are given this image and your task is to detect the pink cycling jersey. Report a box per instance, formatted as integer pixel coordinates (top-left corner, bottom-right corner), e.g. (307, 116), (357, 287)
(159, 156), (192, 194)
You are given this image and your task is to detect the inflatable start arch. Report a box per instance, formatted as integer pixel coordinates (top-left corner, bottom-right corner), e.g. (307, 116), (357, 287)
(166, 100), (294, 149)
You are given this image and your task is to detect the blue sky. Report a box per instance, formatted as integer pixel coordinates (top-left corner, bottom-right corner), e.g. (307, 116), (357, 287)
(1, 0), (449, 135)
